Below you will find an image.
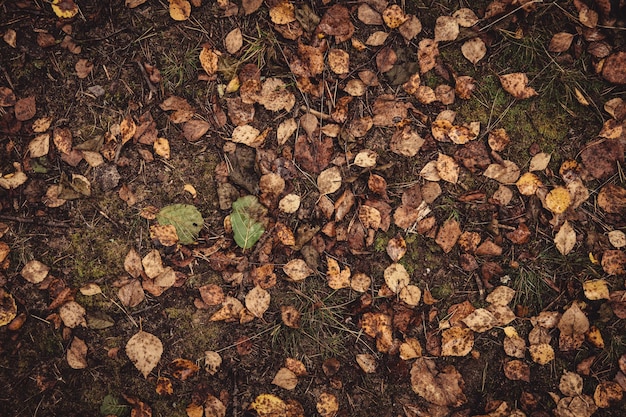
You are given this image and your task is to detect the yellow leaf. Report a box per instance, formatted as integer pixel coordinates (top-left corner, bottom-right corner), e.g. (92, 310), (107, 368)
(545, 186), (571, 214)
(51, 0), (79, 19)
(250, 394), (287, 416)
(199, 47), (219, 76)
(154, 137), (170, 159)
(516, 172), (542, 196)
(169, 0), (191, 21)
(583, 279), (609, 300)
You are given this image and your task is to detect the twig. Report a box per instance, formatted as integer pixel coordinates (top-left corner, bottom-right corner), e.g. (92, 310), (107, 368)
(0, 214), (72, 228)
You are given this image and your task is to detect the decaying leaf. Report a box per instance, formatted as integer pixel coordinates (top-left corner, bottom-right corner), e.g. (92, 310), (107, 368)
(169, 0), (191, 21)
(250, 393), (287, 416)
(316, 392), (339, 417)
(356, 353), (377, 373)
(462, 308), (497, 333)
(410, 358), (466, 407)
(21, 259), (49, 283)
(283, 259), (313, 282)
(317, 166), (342, 195)
(327, 257), (350, 290)
(245, 285), (270, 318)
(461, 37), (486, 64)
(529, 343), (554, 365)
(503, 359), (530, 382)
(384, 263), (410, 294)
(499, 73), (538, 99)
(435, 218), (461, 253)
(441, 326), (473, 356)
(558, 303), (589, 351)
(126, 330), (163, 378)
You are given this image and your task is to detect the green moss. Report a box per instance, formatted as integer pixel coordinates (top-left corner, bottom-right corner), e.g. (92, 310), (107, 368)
(431, 282), (454, 300)
(69, 227), (127, 285)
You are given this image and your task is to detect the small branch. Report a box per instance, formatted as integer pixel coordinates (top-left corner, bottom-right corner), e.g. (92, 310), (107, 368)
(0, 215), (72, 228)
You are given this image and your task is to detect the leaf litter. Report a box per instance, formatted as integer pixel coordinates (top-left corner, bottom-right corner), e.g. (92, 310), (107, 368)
(2, 0), (626, 416)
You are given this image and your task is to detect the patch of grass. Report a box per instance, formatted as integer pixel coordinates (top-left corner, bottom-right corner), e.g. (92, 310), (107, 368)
(511, 265), (554, 314)
(161, 46), (200, 90)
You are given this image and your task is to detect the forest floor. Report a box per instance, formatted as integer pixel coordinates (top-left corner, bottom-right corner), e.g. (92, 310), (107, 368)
(1, 1), (626, 416)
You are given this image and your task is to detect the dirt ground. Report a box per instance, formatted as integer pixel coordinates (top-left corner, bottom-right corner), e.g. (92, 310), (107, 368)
(1, 1), (626, 416)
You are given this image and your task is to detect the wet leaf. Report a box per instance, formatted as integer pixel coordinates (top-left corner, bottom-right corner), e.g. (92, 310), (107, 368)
(126, 330), (163, 378)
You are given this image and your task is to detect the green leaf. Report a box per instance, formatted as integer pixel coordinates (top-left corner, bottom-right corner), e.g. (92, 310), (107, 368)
(100, 395), (129, 417)
(156, 204), (203, 244)
(231, 196), (266, 249)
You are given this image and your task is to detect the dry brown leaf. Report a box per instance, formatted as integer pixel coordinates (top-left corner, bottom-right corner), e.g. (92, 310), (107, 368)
(558, 303), (589, 351)
(357, 3), (382, 25)
(486, 286), (516, 306)
(317, 166), (342, 195)
(441, 326), (473, 356)
(549, 32), (575, 53)
(418, 39), (439, 74)
(609, 231), (626, 248)
(434, 16), (459, 42)
(126, 330), (163, 378)
(435, 218), (461, 254)
(602, 52), (626, 84)
(462, 308), (497, 332)
(499, 73), (538, 99)
(410, 358), (467, 407)
(554, 221), (576, 256)
(328, 48), (349, 74)
(258, 78), (295, 111)
(327, 257), (350, 289)
(21, 259), (49, 284)
(390, 125), (424, 157)
(356, 353), (377, 373)
(386, 236), (407, 262)
(398, 15), (422, 41)
(594, 381), (623, 408)
(461, 37), (486, 64)
(483, 160), (521, 184)
(530, 152), (551, 171)
(453, 8), (479, 27)
(384, 263), (409, 294)
(436, 153), (459, 184)
(199, 47), (219, 77)
(598, 184), (626, 214)
(14, 96), (36, 121)
(272, 367), (298, 390)
(270, 0), (296, 24)
(224, 28), (243, 54)
(67, 337), (88, 369)
(504, 360), (530, 382)
(75, 58), (93, 79)
(118, 279), (145, 308)
(281, 305), (301, 328)
(317, 4), (354, 43)
(350, 272), (371, 293)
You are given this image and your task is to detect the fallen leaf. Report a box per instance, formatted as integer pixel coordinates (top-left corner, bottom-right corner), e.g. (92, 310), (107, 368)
(386, 236), (407, 262)
(317, 166), (342, 195)
(0, 87), (16, 107)
(328, 48), (349, 74)
(483, 160), (521, 184)
(118, 279), (145, 308)
(280, 305), (301, 328)
(545, 186), (571, 214)
(609, 231), (626, 248)
(558, 303), (589, 351)
(126, 331), (163, 378)
(384, 263), (410, 293)
(499, 73), (538, 99)
(272, 367), (298, 390)
(75, 58), (93, 79)
(327, 257), (350, 289)
(410, 358), (466, 407)
(171, 358), (199, 381)
(59, 301), (87, 328)
(503, 359), (530, 382)
(245, 285), (270, 318)
(461, 37), (486, 64)
(14, 96), (36, 121)
(67, 337), (88, 369)
(435, 218), (461, 253)
(594, 381), (623, 408)
(462, 308), (497, 332)
(549, 32), (575, 53)
(583, 279), (609, 301)
(434, 16), (459, 42)
(529, 152), (551, 171)
(169, 0), (191, 21)
(358, 3), (382, 25)
(51, 0), (79, 18)
(453, 8), (479, 27)
(317, 5), (354, 43)
(250, 393), (287, 416)
(356, 353), (377, 373)
(270, 0), (295, 24)
(602, 52), (626, 84)
(554, 221), (576, 255)
(350, 272), (371, 293)
(0, 288), (17, 327)
(21, 260), (50, 284)
(441, 326), (474, 356)
(597, 184), (626, 214)
(316, 392), (339, 417)
(486, 286), (516, 306)
(529, 343), (554, 365)
(418, 39), (439, 74)
(204, 351), (222, 375)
